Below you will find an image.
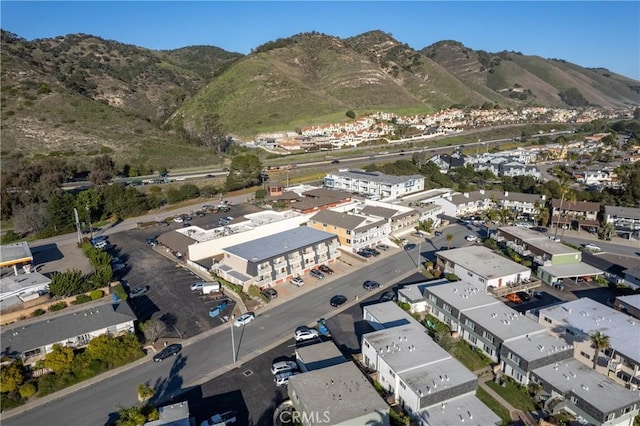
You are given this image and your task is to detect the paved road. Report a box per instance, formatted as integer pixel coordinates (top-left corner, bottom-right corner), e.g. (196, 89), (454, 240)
(2, 250), (420, 426)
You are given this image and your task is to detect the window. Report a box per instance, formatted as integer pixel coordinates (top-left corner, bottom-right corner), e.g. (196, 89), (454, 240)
(469, 336), (477, 344)
(606, 413), (615, 421)
(346, 239), (351, 244)
(400, 381), (406, 390)
(465, 319), (475, 330)
(479, 277), (486, 283)
(483, 331), (494, 343)
(544, 316), (552, 324)
(443, 304), (452, 313)
(365, 341), (370, 349)
(509, 353), (521, 365)
(389, 370), (395, 378)
(467, 271), (474, 277)
(570, 396), (578, 404)
(565, 328), (576, 336)
(346, 230), (351, 235)
(429, 294), (437, 302)
(623, 406), (634, 415)
(580, 351), (591, 360)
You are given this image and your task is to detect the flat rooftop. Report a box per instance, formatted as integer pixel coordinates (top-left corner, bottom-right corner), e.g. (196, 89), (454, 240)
(0, 242), (33, 267)
(538, 262), (603, 278)
(224, 227), (336, 263)
(419, 394), (501, 426)
(288, 362), (389, 425)
(363, 301), (416, 329)
(533, 359), (640, 413)
(363, 323), (450, 373)
(296, 340), (347, 370)
(424, 281), (500, 312)
(399, 357), (476, 397)
(398, 279), (449, 303)
(498, 226), (581, 256)
(328, 169), (423, 185)
(462, 303), (545, 342)
(502, 333), (573, 363)
(0, 272), (50, 297)
(539, 298), (640, 362)
(436, 246), (529, 279)
(615, 294), (640, 310)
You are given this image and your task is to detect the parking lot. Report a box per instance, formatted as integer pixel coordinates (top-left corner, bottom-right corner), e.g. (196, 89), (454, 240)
(107, 229), (235, 339)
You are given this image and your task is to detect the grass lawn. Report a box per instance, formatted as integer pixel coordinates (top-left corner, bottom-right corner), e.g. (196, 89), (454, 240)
(448, 341), (492, 371)
(476, 387), (511, 425)
(487, 380), (538, 411)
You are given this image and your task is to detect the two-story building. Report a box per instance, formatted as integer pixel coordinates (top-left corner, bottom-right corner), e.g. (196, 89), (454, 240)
(613, 294), (640, 320)
(551, 199), (601, 232)
(531, 359), (640, 426)
(214, 227), (340, 290)
(434, 246), (536, 294)
(323, 169), (425, 199)
(433, 190), (546, 218)
(538, 298), (640, 390)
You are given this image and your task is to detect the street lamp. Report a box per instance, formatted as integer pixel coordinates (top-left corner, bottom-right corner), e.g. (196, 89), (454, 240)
(86, 204), (93, 239)
(230, 314), (236, 363)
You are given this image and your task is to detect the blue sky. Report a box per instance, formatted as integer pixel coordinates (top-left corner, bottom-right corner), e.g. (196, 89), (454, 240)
(2, 1), (639, 79)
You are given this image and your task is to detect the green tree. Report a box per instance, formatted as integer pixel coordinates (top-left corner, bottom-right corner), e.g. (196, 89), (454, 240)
(115, 406), (146, 426)
(89, 155), (115, 186)
(416, 218), (434, 234)
(598, 221), (615, 241)
(446, 233), (454, 249)
(137, 383), (155, 406)
(47, 192), (76, 234)
(49, 269), (86, 297)
(589, 331), (610, 370)
(225, 154), (263, 191)
(86, 334), (142, 368)
(0, 363), (25, 393)
(18, 382), (37, 399)
(44, 344), (75, 373)
(345, 110), (356, 119)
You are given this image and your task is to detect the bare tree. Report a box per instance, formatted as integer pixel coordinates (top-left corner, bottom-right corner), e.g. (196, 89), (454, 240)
(140, 318), (166, 344)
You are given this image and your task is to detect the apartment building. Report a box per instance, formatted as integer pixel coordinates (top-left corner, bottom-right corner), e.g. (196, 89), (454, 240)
(538, 298), (640, 390)
(531, 359), (640, 426)
(433, 190), (546, 218)
(435, 246), (535, 294)
(307, 209), (388, 253)
(323, 169), (424, 199)
(214, 227), (340, 290)
(551, 199), (601, 232)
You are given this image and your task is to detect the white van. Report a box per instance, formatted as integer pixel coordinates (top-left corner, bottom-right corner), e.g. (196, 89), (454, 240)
(202, 281), (221, 294)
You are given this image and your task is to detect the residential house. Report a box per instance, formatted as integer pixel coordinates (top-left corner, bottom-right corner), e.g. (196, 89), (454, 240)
(323, 169), (425, 199)
(499, 162), (542, 179)
(551, 199), (601, 232)
(288, 362), (390, 426)
(417, 204), (443, 229)
(538, 298), (640, 390)
(434, 246), (536, 294)
(397, 279), (449, 313)
(308, 209), (387, 253)
(531, 359), (640, 426)
(604, 206), (640, 240)
(428, 153), (467, 174)
(214, 227), (340, 290)
(358, 203), (419, 235)
(0, 302), (136, 365)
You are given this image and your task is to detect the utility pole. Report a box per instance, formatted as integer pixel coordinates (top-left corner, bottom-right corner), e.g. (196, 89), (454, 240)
(73, 208), (82, 245)
(86, 204), (93, 240)
(230, 314), (236, 363)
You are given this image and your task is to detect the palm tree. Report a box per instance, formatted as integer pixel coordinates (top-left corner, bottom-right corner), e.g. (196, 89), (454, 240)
(598, 221), (615, 241)
(446, 233), (454, 250)
(137, 383), (155, 406)
(589, 331), (610, 370)
(484, 209), (500, 236)
(560, 191), (577, 240)
(534, 201), (550, 227)
(497, 207), (513, 226)
(553, 177), (571, 240)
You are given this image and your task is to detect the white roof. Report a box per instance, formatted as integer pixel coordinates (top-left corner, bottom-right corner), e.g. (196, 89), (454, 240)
(419, 394), (501, 426)
(502, 333), (573, 363)
(538, 262), (603, 278)
(424, 281), (500, 312)
(399, 357), (476, 398)
(539, 298), (640, 363)
(462, 303), (546, 342)
(436, 246), (530, 279)
(616, 294), (640, 311)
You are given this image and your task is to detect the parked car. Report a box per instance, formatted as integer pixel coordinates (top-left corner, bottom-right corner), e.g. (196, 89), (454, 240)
(153, 344), (182, 362)
(291, 277), (304, 287)
(93, 240), (109, 249)
(129, 286), (149, 298)
(379, 292), (396, 302)
(363, 280), (381, 291)
(271, 360), (299, 375)
(262, 288), (278, 300)
(357, 250), (373, 258)
(310, 269), (325, 279)
(294, 326), (319, 342)
(361, 247), (380, 257)
(173, 216), (184, 223)
(403, 243), (417, 251)
(274, 371), (298, 386)
(200, 410), (238, 426)
(465, 235), (478, 242)
(330, 294), (348, 307)
(317, 318), (331, 337)
(516, 291), (531, 302)
(434, 231), (443, 237)
(145, 237), (158, 246)
(90, 236), (108, 244)
(234, 312), (255, 327)
(190, 281), (206, 292)
(318, 265), (334, 275)
(376, 244), (390, 251)
(331, 160), (340, 164)
(585, 243), (601, 252)
(112, 263), (127, 272)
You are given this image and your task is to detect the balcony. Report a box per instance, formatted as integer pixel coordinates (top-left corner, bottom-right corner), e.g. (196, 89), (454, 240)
(257, 264), (272, 273)
(272, 259), (287, 269)
(255, 276), (272, 286)
(608, 360), (622, 372)
(287, 253), (300, 261)
(303, 251), (316, 260)
(487, 277), (542, 297)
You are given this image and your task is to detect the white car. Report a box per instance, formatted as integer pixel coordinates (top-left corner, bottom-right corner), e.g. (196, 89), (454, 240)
(291, 277), (304, 287)
(585, 243), (601, 252)
(465, 235), (478, 242)
(271, 360), (298, 375)
(274, 370), (298, 386)
(234, 312), (255, 327)
(294, 326), (319, 342)
(190, 281), (206, 292)
(173, 216), (184, 223)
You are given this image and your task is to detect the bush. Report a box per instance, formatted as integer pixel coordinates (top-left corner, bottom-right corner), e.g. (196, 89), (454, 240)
(247, 285), (261, 298)
(390, 408), (411, 425)
(112, 284), (128, 301)
(398, 302), (411, 311)
(75, 294), (91, 304)
(18, 382), (37, 398)
(32, 309), (46, 317)
(48, 302), (68, 312)
(521, 260), (532, 267)
(90, 289), (103, 300)
(445, 273), (459, 282)
(1, 230), (22, 244)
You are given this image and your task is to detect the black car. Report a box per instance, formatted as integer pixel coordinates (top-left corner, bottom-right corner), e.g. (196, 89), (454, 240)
(129, 286), (149, 299)
(310, 269), (325, 279)
(330, 295), (348, 307)
(362, 248), (380, 257)
(318, 265), (334, 275)
(331, 160), (340, 164)
(516, 291), (531, 302)
(153, 344), (182, 362)
(404, 243), (417, 250)
(434, 231), (443, 237)
(379, 292), (396, 302)
(262, 288), (278, 300)
(357, 250), (373, 258)
(363, 280), (381, 291)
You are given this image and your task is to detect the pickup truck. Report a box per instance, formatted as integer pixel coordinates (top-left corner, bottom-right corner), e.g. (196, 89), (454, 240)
(200, 410), (237, 426)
